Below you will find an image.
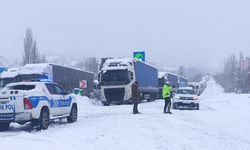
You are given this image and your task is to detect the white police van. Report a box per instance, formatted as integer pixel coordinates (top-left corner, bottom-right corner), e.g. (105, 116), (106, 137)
(0, 82), (78, 131)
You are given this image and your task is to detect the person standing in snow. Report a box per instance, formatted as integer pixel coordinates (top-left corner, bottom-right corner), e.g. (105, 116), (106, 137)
(162, 81), (172, 114)
(132, 81), (140, 114)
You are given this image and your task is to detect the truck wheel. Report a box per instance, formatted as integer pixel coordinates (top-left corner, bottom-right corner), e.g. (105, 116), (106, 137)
(102, 102), (110, 106)
(67, 104), (78, 123)
(0, 122), (10, 131)
(37, 108), (50, 130)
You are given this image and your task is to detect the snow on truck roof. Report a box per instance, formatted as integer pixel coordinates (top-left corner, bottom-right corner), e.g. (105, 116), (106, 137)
(158, 71), (187, 80)
(102, 58), (157, 71)
(1, 63), (94, 79)
(18, 63), (52, 75)
(0, 68), (19, 78)
(158, 72), (166, 78)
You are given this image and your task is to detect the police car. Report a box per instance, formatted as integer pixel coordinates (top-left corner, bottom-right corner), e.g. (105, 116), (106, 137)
(0, 82), (78, 131)
(173, 87), (200, 110)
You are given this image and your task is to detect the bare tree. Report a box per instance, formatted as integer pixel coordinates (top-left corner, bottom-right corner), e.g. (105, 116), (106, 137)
(84, 57), (99, 78)
(23, 28), (46, 65)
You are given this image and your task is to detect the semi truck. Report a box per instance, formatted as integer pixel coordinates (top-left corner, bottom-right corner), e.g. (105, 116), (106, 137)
(179, 76), (188, 87)
(0, 64), (94, 97)
(100, 58), (159, 105)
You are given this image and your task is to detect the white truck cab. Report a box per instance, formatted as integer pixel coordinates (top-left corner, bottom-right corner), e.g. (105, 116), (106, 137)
(0, 82), (78, 131)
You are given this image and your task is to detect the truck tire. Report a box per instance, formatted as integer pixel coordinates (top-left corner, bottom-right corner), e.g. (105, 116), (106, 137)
(67, 104), (78, 123)
(0, 122), (10, 131)
(37, 108), (50, 130)
(102, 101), (110, 106)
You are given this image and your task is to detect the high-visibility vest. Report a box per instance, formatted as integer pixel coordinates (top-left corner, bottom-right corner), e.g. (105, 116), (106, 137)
(162, 84), (171, 98)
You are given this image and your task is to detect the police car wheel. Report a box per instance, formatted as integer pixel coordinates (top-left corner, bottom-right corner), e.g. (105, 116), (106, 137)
(38, 108), (50, 130)
(67, 105), (78, 123)
(196, 104), (200, 110)
(0, 122), (10, 131)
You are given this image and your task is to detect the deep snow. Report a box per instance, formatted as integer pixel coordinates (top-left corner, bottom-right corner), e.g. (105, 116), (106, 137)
(0, 79), (250, 150)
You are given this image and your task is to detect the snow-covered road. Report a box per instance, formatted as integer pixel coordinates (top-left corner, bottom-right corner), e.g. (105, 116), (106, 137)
(1, 79), (250, 150)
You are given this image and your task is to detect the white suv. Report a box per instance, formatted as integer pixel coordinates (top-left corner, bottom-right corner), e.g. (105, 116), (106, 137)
(173, 87), (199, 110)
(0, 82), (78, 131)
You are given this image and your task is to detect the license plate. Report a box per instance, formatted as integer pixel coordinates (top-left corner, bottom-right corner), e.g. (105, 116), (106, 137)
(0, 113), (14, 120)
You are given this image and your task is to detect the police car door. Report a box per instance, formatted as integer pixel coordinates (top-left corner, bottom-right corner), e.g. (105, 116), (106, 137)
(53, 84), (71, 115)
(45, 83), (63, 116)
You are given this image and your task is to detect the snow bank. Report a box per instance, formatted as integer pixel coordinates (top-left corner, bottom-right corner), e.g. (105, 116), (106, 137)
(1, 79), (250, 150)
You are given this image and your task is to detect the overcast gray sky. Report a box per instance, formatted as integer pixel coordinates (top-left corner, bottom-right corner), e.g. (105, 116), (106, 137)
(1, 0), (250, 71)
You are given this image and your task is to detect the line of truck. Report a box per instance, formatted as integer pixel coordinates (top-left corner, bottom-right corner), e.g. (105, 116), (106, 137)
(0, 58), (191, 106)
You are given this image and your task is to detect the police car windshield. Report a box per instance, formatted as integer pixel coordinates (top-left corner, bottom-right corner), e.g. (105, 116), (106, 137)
(177, 89), (196, 95)
(8, 85), (36, 91)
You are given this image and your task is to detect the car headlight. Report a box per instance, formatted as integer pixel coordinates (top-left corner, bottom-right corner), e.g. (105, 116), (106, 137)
(175, 96), (180, 99)
(193, 96), (199, 100)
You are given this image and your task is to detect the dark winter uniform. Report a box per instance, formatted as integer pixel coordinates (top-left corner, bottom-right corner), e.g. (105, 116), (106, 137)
(132, 81), (140, 114)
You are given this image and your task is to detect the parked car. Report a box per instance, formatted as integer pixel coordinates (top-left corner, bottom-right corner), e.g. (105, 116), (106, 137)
(0, 81), (78, 131)
(173, 87), (199, 110)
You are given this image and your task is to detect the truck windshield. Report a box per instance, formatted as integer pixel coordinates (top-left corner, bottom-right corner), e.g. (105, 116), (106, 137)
(101, 70), (131, 86)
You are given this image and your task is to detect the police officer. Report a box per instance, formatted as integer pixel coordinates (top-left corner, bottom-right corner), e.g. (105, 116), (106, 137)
(132, 81), (140, 114)
(162, 81), (172, 114)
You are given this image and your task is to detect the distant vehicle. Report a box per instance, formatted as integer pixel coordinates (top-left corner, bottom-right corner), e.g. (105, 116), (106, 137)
(100, 58), (159, 105)
(158, 72), (188, 98)
(188, 82), (202, 96)
(0, 82), (78, 131)
(0, 64), (95, 97)
(173, 87), (199, 110)
(179, 76), (188, 87)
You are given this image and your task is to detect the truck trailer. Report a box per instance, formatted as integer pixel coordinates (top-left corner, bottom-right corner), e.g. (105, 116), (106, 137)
(100, 58), (159, 105)
(0, 64), (94, 97)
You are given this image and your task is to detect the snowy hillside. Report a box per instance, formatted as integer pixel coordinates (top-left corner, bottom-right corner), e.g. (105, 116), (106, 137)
(0, 79), (250, 150)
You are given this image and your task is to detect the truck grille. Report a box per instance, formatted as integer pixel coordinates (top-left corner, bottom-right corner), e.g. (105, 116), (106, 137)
(104, 88), (125, 103)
